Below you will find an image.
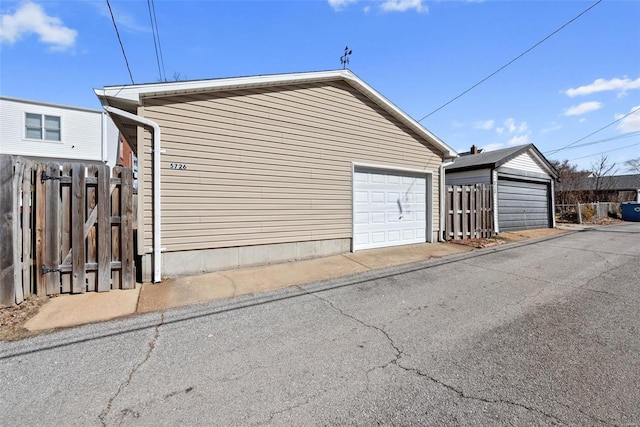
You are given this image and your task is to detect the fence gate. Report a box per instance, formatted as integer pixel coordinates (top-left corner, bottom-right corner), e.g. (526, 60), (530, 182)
(0, 155), (135, 307)
(445, 184), (495, 240)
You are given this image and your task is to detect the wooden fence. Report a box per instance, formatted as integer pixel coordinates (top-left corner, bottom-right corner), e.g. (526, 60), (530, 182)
(0, 155), (134, 307)
(445, 184), (495, 240)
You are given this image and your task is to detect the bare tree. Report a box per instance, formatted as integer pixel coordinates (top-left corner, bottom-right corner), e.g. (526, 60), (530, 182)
(551, 159), (588, 205)
(624, 157), (640, 173)
(590, 155), (617, 191)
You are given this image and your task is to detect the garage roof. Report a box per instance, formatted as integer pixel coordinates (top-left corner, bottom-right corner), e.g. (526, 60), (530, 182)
(94, 69), (457, 159)
(446, 144), (558, 179)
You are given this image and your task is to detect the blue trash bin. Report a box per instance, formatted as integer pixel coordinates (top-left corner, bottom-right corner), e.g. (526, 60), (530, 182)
(621, 202), (640, 222)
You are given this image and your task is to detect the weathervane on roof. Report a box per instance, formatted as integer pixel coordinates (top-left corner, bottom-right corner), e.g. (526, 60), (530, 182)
(340, 46), (352, 69)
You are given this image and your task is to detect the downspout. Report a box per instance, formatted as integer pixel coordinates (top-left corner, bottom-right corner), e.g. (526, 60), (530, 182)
(439, 160), (455, 242)
(102, 105), (163, 283)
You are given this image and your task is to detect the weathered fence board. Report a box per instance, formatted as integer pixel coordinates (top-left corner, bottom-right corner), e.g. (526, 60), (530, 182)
(21, 161), (33, 299)
(0, 155), (135, 306)
(61, 164), (72, 293)
(35, 163), (46, 296)
(445, 184), (495, 240)
(44, 162), (61, 295)
(0, 156), (14, 307)
(71, 164), (86, 293)
(97, 165), (111, 292)
(119, 167), (134, 289)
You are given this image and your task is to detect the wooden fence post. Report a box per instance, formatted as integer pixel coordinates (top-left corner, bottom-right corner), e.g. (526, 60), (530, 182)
(0, 156), (15, 306)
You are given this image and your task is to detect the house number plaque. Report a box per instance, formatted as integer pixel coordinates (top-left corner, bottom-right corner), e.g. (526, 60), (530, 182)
(170, 163), (187, 170)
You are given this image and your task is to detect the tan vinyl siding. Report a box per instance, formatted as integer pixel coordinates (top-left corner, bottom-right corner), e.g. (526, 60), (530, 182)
(138, 81), (443, 252)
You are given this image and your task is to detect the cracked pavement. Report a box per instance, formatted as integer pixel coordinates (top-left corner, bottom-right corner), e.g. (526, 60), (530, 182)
(1, 222), (639, 425)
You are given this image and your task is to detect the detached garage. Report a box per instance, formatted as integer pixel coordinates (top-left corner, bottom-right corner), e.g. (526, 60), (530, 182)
(95, 70), (457, 282)
(445, 144), (558, 233)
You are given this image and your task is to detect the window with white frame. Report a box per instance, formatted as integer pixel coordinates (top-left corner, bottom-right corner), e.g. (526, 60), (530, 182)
(25, 113), (61, 141)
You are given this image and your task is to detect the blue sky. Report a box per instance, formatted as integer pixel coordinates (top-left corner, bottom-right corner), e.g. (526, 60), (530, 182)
(1, 0), (639, 172)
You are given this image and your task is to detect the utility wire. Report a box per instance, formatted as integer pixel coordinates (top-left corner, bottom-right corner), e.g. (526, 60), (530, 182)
(147, 0), (166, 82)
(417, 0), (602, 123)
(106, 0), (134, 84)
(545, 106), (640, 155)
(152, 0), (166, 81)
(546, 130), (640, 153)
(569, 141), (640, 162)
(557, 131), (640, 151)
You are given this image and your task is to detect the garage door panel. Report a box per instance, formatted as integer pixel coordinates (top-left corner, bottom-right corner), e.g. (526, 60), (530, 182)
(353, 168), (428, 250)
(498, 179), (550, 232)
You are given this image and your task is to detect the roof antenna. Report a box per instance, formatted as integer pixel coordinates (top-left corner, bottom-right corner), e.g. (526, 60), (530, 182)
(340, 46), (352, 69)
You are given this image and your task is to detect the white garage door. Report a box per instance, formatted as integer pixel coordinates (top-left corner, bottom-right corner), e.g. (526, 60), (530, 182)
(353, 168), (428, 250)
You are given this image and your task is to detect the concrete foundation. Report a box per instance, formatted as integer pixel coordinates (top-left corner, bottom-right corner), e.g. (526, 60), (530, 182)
(140, 238), (352, 282)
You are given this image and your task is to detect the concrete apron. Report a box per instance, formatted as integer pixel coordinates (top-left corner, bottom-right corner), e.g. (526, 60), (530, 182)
(24, 242), (474, 331)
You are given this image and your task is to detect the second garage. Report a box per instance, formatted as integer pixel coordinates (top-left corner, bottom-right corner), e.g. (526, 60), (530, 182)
(445, 144), (558, 234)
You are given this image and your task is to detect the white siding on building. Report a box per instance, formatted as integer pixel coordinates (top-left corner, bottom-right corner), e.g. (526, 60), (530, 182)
(502, 152), (548, 174)
(0, 97), (119, 166)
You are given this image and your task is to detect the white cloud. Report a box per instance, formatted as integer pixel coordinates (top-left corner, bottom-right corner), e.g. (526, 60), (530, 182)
(473, 120), (494, 130)
(579, 118), (587, 123)
(565, 77), (640, 98)
(540, 124), (562, 134)
(502, 118), (527, 133)
(616, 105), (640, 133)
(94, 2), (148, 33)
(564, 101), (602, 116)
(507, 134), (531, 146)
(328, 0), (359, 11)
(380, 0), (428, 13)
(0, 2), (77, 51)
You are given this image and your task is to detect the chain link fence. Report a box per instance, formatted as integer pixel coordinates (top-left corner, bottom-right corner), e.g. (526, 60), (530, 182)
(555, 202), (621, 224)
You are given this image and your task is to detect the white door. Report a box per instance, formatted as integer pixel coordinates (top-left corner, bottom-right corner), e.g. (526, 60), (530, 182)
(353, 168), (427, 250)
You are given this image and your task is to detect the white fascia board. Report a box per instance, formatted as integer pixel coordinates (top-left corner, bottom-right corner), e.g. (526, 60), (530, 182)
(528, 149), (559, 179)
(341, 75), (458, 160)
(95, 70), (353, 105)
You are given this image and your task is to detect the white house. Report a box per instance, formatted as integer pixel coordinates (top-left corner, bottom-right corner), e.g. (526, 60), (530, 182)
(0, 96), (119, 167)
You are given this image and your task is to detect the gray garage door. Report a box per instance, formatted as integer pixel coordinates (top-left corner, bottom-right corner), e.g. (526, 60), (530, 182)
(497, 179), (550, 232)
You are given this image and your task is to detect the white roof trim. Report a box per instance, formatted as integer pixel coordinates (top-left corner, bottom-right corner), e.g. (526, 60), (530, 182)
(94, 69), (457, 158)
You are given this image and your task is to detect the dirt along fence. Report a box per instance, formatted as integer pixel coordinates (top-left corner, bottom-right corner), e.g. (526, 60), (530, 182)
(445, 184), (495, 240)
(0, 155), (135, 307)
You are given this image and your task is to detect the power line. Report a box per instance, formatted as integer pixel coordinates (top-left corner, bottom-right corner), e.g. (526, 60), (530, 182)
(147, 0), (166, 82)
(152, 0), (166, 81)
(416, 0), (602, 123)
(568, 141), (640, 162)
(545, 106), (640, 155)
(546, 131), (640, 154)
(106, 0), (134, 84)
